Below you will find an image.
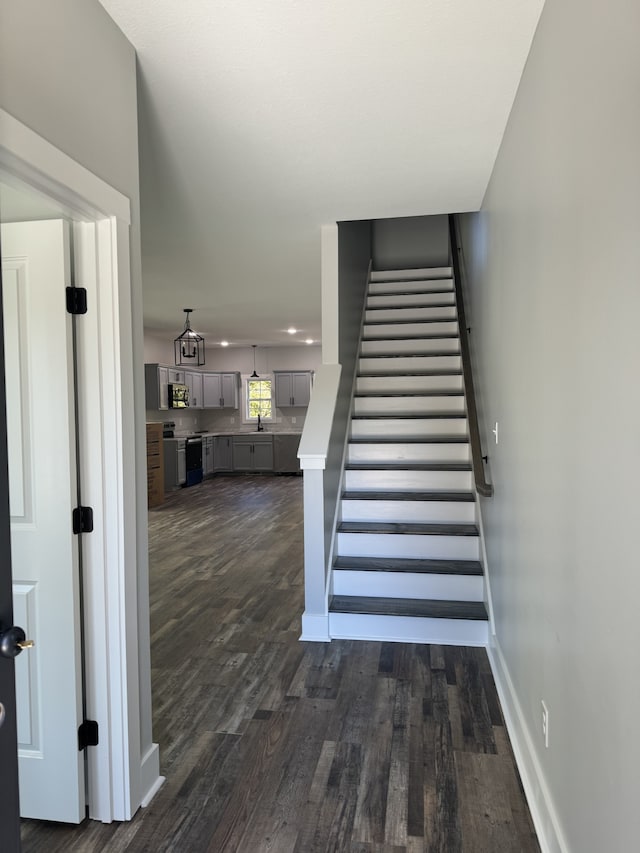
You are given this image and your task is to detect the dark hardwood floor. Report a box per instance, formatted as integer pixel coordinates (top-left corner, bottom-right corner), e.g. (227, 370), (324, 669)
(21, 475), (539, 852)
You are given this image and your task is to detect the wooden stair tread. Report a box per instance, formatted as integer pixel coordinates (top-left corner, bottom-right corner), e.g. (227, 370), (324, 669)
(360, 351), (461, 358)
(348, 435), (468, 444)
(329, 595), (488, 621)
(341, 489), (475, 502)
(365, 317), (458, 326)
(357, 369), (463, 377)
(366, 303), (456, 311)
(345, 461), (471, 471)
(362, 334), (459, 342)
(333, 556), (483, 575)
(354, 390), (464, 398)
(337, 521), (479, 536)
(368, 288), (454, 297)
(351, 412), (467, 420)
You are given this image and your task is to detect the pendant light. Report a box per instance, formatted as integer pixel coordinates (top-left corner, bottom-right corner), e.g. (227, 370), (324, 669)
(174, 308), (205, 366)
(250, 344), (259, 378)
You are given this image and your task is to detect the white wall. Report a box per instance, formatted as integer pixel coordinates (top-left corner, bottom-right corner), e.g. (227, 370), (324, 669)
(459, 1), (640, 850)
(373, 214), (449, 270)
(0, 0), (156, 810)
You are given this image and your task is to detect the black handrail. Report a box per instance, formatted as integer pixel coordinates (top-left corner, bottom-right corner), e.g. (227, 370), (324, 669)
(448, 214), (494, 498)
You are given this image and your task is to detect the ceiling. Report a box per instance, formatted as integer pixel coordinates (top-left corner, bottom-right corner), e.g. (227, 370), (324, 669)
(99, 0), (545, 348)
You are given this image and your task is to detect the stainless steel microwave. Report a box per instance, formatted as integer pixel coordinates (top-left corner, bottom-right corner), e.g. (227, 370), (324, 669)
(168, 382), (189, 408)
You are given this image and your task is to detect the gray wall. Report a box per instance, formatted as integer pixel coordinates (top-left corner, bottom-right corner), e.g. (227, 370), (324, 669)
(0, 0), (154, 784)
(322, 221), (371, 552)
(373, 215), (449, 270)
(459, 0), (640, 849)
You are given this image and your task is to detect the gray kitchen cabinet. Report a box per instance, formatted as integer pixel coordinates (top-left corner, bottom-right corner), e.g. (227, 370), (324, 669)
(273, 434), (301, 473)
(163, 438), (186, 489)
(232, 435), (273, 472)
(202, 372), (239, 409)
(145, 364), (187, 410)
(213, 436), (233, 471)
(185, 371), (203, 409)
(274, 371), (312, 408)
(203, 436), (215, 476)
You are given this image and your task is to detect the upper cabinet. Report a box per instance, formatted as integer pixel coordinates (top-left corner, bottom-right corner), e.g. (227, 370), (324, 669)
(145, 365), (240, 411)
(274, 371), (312, 408)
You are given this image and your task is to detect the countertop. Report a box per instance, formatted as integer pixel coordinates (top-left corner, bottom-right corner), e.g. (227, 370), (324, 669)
(160, 430), (302, 440)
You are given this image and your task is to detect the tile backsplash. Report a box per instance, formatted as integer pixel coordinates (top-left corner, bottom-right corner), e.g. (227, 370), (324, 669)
(146, 407), (305, 433)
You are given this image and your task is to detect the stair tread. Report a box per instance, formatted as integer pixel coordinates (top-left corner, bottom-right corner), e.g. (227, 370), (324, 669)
(368, 288), (454, 297)
(341, 489), (475, 502)
(329, 595), (488, 621)
(366, 303), (456, 311)
(365, 318), (458, 326)
(355, 391), (464, 398)
(345, 461), (471, 471)
(338, 521), (478, 536)
(333, 556), (483, 575)
(349, 435), (468, 445)
(360, 352), (460, 358)
(352, 412), (467, 420)
(362, 335), (460, 343)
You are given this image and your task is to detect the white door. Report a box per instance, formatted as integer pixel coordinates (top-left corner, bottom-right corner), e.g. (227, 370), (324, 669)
(2, 220), (85, 822)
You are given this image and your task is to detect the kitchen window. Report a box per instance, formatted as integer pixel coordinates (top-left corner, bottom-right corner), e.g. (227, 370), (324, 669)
(245, 377), (273, 421)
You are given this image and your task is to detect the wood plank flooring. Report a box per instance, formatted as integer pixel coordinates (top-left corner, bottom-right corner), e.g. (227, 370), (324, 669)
(21, 475), (539, 853)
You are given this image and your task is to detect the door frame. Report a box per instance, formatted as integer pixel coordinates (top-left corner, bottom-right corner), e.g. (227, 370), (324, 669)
(0, 108), (159, 822)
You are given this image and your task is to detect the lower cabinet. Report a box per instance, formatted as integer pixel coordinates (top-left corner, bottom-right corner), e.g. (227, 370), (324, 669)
(164, 439), (186, 489)
(203, 436), (215, 476)
(232, 435), (273, 472)
(273, 434), (301, 473)
(213, 436), (233, 472)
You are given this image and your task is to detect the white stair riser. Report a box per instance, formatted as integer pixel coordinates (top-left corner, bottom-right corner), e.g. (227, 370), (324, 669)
(328, 612), (488, 646)
(336, 532), (480, 561)
(361, 338), (460, 356)
(363, 321), (458, 338)
(333, 570), (484, 601)
(365, 306), (457, 324)
(340, 499), (476, 524)
(345, 469), (473, 490)
(370, 267), (452, 282)
(358, 355), (462, 373)
(350, 417), (468, 438)
(367, 292), (455, 308)
(356, 375), (464, 394)
(347, 443), (470, 464)
(353, 396), (465, 415)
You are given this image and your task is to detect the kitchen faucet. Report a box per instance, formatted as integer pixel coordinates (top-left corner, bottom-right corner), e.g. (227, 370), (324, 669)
(256, 413), (264, 432)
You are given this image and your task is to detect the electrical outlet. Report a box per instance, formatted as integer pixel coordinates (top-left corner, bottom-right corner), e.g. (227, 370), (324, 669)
(292, 417), (296, 424)
(492, 421), (499, 445)
(230, 417), (235, 424)
(541, 700), (549, 748)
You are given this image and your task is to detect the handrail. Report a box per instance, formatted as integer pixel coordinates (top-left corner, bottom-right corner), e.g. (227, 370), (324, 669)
(448, 214), (494, 498)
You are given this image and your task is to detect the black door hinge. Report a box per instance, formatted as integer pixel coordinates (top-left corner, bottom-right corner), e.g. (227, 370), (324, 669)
(78, 719), (99, 751)
(73, 506), (94, 534)
(66, 286), (88, 315)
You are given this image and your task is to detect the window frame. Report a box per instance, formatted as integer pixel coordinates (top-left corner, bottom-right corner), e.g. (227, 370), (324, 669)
(243, 374), (274, 423)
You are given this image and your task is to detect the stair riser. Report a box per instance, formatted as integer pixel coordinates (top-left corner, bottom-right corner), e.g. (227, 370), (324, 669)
(365, 307), (457, 324)
(367, 292), (455, 308)
(353, 396), (465, 415)
(328, 612), (488, 646)
(333, 570), (484, 601)
(363, 321), (458, 338)
(370, 267), (452, 282)
(361, 338), (460, 356)
(340, 499), (476, 524)
(345, 469), (473, 490)
(347, 444), (470, 464)
(358, 355), (462, 373)
(356, 375), (464, 394)
(350, 418), (468, 438)
(336, 532), (480, 561)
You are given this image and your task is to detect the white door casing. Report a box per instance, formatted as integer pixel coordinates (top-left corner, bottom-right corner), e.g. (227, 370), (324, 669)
(2, 220), (85, 822)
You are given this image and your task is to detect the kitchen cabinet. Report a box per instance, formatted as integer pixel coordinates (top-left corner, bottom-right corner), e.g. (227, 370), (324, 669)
(273, 434), (301, 474)
(274, 371), (312, 408)
(145, 364), (187, 410)
(203, 436), (215, 476)
(185, 371), (203, 409)
(146, 423), (164, 505)
(163, 438), (186, 489)
(202, 372), (239, 409)
(232, 435), (273, 472)
(213, 436), (233, 471)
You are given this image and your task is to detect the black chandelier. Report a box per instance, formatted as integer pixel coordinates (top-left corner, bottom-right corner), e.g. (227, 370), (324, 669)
(250, 344), (259, 378)
(174, 309), (205, 366)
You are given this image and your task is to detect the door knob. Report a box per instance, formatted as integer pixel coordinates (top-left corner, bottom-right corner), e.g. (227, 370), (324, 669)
(0, 625), (35, 659)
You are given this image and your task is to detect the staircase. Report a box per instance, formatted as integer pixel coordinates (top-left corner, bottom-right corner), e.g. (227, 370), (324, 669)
(328, 266), (489, 645)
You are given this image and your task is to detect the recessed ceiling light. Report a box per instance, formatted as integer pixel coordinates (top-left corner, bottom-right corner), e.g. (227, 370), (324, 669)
(220, 340), (229, 347)
(305, 338), (313, 344)
(287, 327), (297, 335)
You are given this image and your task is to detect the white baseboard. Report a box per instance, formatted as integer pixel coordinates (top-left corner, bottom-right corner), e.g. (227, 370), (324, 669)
(487, 640), (569, 853)
(139, 742), (164, 808)
(299, 611), (330, 642)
